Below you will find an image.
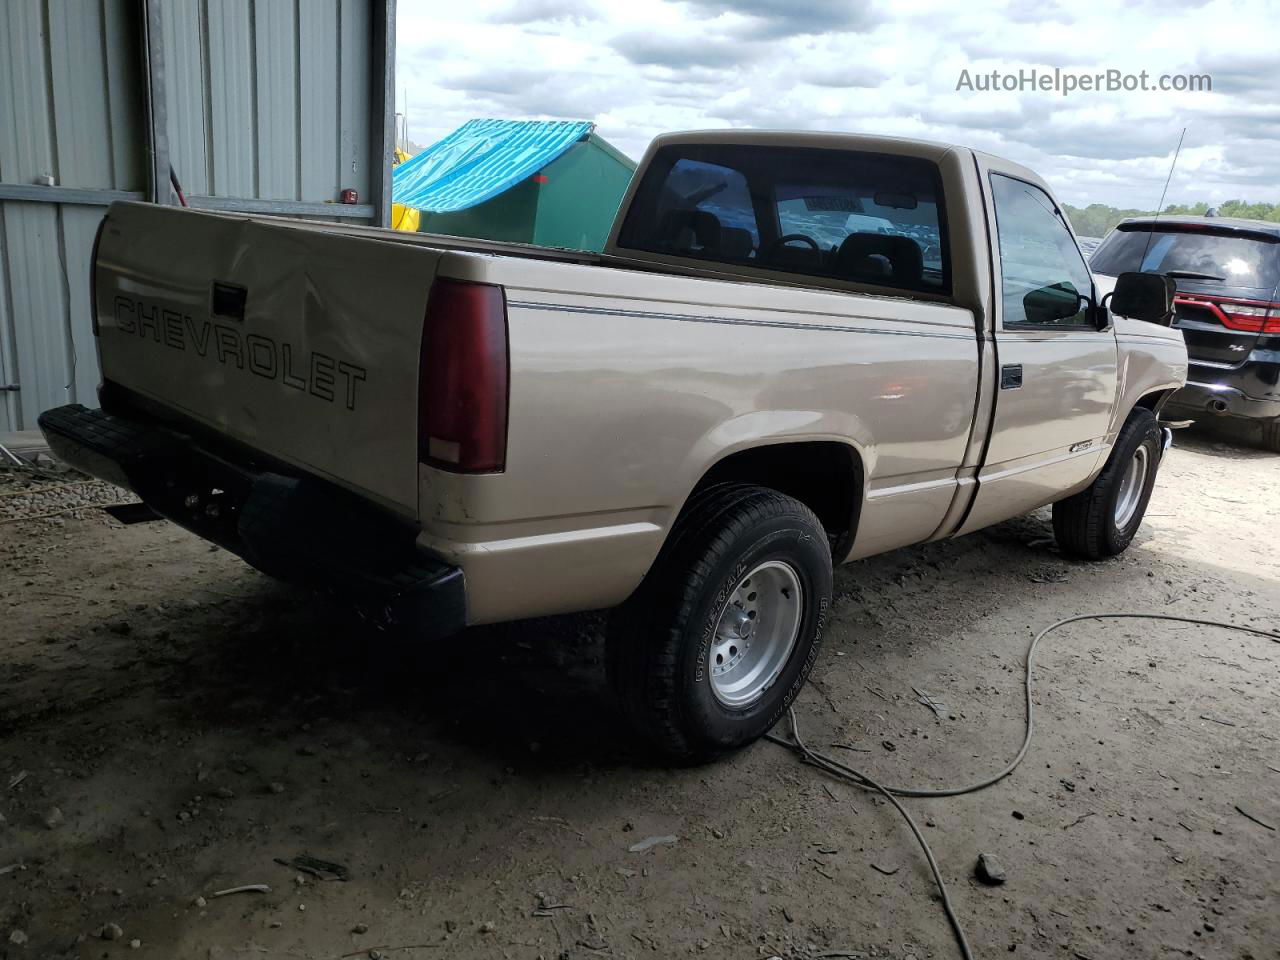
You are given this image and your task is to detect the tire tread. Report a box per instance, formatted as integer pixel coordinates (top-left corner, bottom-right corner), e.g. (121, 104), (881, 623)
(1261, 418), (1280, 453)
(1053, 409), (1160, 560)
(608, 484), (828, 762)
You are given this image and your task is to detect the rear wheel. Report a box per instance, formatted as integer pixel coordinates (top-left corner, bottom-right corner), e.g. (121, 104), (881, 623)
(1261, 418), (1280, 453)
(1052, 408), (1162, 560)
(607, 484), (833, 763)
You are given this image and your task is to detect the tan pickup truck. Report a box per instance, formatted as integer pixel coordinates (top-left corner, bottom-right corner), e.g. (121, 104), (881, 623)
(40, 131), (1187, 761)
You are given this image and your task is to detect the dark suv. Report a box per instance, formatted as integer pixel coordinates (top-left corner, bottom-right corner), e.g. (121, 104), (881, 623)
(1091, 216), (1280, 451)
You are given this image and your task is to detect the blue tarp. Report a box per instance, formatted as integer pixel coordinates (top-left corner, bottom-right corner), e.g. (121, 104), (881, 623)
(392, 118), (593, 213)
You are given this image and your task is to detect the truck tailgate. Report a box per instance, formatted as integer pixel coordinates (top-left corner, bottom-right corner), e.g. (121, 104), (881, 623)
(94, 202), (439, 517)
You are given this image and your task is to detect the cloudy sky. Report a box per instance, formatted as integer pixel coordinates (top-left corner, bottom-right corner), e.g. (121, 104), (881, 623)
(396, 0), (1277, 209)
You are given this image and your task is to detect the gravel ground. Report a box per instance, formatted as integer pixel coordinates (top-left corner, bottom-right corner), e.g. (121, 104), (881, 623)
(0, 427), (1277, 960)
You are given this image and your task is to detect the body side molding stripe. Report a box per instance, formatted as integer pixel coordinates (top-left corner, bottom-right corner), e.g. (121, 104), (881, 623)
(506, 300), (974, 340)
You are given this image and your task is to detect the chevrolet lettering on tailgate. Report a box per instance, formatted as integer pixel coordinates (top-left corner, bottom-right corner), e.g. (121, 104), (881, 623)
(112, 295), (367, 411)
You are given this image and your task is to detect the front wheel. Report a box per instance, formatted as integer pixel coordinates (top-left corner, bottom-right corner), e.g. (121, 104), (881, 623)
(607, 484), (833, 763)
(1052, 408), (1162, 560)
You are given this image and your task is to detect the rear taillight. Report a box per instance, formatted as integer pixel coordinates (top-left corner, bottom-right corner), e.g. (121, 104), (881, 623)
(1174, 294), (1280, 334)
(1219, 301), (1280, 333)
(418, 278), (509, 473)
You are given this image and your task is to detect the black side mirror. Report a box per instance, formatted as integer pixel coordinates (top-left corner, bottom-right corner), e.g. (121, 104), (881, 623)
(1023, 281), (1085, 324)
(1105, 271), (1175, 325)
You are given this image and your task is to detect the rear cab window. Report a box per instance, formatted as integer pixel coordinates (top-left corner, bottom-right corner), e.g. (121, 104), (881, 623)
(616, 144), (951, 296)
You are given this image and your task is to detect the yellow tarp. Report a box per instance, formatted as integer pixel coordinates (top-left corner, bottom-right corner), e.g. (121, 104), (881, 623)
(391, 203), (420, 232)
(390, 148), (420, 232)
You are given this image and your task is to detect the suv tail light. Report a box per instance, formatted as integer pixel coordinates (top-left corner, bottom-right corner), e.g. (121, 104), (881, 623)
(418, 278), (509, 473)
(1174, 294), (1280, 334)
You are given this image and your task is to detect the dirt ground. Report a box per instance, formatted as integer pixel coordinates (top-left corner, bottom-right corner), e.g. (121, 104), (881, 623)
(1, 427), (1277, 960)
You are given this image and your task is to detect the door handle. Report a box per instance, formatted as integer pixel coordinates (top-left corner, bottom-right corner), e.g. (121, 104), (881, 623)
(1000, 364), (1023, 390)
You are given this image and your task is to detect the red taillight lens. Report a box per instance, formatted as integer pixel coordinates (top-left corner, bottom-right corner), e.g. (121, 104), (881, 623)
(1175, 294), (1280, 334)
(1221, 303), (1267, 332)
(419, 279), (509, 473)
(1221, 303), (1280, 333)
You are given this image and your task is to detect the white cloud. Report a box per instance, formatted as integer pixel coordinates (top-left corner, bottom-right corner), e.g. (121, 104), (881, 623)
(396, 0), (1279, 208)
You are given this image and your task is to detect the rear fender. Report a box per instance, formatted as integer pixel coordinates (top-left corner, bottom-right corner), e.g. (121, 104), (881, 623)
(678, 409), (875, 513)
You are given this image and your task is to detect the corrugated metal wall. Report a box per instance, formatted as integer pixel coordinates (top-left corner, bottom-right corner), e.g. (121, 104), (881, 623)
(0, 0), (144, 432)
(162, 0), (374, 208)
(0, 0), (390, 432)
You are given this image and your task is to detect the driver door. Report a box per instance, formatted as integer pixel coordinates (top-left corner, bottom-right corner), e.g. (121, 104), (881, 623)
(959, 167), (1119, 533)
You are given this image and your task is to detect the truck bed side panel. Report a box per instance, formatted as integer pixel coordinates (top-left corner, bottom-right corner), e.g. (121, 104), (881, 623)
(421, 254), (980, 623)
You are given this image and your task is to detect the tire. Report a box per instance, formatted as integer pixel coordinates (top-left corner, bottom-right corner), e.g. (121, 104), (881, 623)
(1261, 418), (1280, 453)
(607, 484), (833, 763)
(1052, 408), (1162, 560)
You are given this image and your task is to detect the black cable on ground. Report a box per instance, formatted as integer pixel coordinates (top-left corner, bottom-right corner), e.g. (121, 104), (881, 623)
(767, 612), (1280, 960)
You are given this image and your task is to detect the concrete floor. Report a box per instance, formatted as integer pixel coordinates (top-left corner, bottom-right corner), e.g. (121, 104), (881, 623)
(0, 426), (1276, 960)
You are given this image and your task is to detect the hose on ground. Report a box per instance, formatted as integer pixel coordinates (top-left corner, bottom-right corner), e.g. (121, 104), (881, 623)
(766, 612), (1280, 960)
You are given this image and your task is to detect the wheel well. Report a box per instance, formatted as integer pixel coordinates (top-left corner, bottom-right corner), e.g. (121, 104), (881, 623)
(691, 441), (863, 559)
(1134, 390), (1174, 416)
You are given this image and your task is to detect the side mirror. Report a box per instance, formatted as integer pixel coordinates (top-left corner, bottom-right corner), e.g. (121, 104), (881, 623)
(1023, 281), (1085, 325)
(1105, 271), (1175, 325)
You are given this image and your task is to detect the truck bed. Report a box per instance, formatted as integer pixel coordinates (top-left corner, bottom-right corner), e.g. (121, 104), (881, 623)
(266, 215), (869, 294)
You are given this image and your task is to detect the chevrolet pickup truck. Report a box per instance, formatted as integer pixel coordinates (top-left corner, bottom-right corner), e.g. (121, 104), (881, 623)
(40, 131), (1187, 761)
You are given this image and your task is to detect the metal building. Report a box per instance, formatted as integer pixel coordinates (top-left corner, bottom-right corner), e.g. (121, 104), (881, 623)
(0, 0), (395, 432)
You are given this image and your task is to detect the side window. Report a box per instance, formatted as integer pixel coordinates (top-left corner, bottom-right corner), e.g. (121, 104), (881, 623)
(991, 174), (1093, 328)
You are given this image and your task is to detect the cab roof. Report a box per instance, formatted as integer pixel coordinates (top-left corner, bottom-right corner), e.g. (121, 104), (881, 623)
(647, 129), (1048, 195)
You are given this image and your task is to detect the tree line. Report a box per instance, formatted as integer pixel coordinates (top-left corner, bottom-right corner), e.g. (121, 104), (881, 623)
(1063, 200), (1280, 239)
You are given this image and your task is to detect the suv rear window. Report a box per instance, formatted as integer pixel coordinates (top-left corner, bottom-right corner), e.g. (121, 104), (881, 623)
(616, 144), (950, 295)
(1091, 224), (1280, 290)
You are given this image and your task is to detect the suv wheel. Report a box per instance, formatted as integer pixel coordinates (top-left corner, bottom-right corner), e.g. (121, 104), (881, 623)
(1052, 408), (1162, 560)
(607, 484), (833, 763)
(1261, 418), (1280, 453)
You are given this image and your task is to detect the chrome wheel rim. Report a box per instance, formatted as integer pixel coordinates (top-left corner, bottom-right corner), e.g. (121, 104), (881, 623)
(1114, 445), (1149, 529)
(709, 560), (803, 708)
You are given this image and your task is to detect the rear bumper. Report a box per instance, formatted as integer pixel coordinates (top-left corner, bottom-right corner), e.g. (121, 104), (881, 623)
(38, 403), (466, 639)
(1168, 379), (1280, 421)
